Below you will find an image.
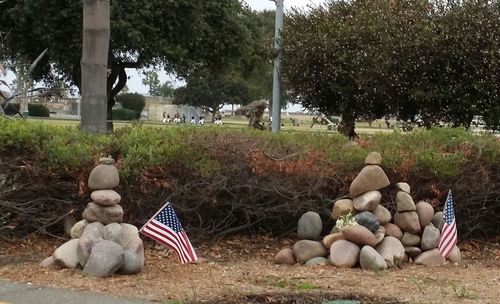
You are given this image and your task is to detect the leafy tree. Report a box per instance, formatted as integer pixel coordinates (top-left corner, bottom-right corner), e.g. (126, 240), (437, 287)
(0, 0), (254, 130)
(116, 93), (145, 118)
(142, 71), (174, 97)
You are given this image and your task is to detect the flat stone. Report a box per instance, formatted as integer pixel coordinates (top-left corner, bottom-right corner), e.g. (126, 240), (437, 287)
(297, 211), (323, 240)
(331, 199), (354, 220)
(323, 233), (345, 249)
(82, 202), (124, 225)
(88, 163), (120, 190)
(383, 223), (403, 240)
(394, 211), (421, 234)
(53, 239), (80, 269)
(416, 201), (434, 228)
(342, 225), (378, 247)
(329, 240), (360, 268)
(396, 191), (416, 212)
(359, 245), (387, 271)
(373, 205), (391, 225)
(401, 232), (420, 247)
(90, 190), (122, 206)
(305, 256), (329, 266)
(364, 152), (382, 165)
(353, 191), (381, 212)
(83, 240), (124, 277)
(293, 240), (327, 264)
(421, 224), (440, 250)
(414, 249), (446, 266)
(395, 182), (411, 194)
(375, 236), (405, 267)
(274, 248), (296, 265)
(349, 165), (390, 197)
(70, 219), (89, 239)
(354, 211), (380, 233)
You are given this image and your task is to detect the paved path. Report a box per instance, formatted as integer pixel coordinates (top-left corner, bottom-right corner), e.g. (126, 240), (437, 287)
(0, 281), (154, 304)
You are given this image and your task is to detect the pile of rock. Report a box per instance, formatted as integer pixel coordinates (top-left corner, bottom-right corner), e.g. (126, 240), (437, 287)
(275, 152), (461, 270)
(41, 157), (145, 277)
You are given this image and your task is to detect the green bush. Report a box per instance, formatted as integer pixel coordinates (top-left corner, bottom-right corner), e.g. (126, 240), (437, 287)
(112, 108), (139, 120)
(116, 93), (145, 117)
(3, 103), (50, 117)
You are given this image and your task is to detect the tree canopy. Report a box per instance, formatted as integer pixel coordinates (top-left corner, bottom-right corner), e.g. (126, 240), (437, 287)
(283, 0), (499, 135)
(0, 0), (255, 127)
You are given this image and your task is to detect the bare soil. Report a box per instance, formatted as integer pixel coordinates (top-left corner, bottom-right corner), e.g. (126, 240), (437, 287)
(1, 235), (499, 304)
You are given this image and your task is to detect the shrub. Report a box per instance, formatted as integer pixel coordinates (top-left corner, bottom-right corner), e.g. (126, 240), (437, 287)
(112, 108), (139, 120)
(116, 93), (145, 117)
(3, 103), (50, 117)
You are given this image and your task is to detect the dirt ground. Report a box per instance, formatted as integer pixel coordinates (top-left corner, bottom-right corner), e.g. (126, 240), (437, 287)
(1, 235), (499, 304)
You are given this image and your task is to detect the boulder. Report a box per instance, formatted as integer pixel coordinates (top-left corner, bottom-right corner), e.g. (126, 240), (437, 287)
(119, 224), (144, 272)
(82, 202), (124, 225)
(88, 163), (120, 190)
(401, 232), (421, 247)
(292, 240), (327, 264)
(53, 239), (80, 269)
(383, 223), (403, 240)
(353, 191), (381, 212)
(395, 182), (411, 194)
(331, 199), (354, 220)
(354, 211), (380, 233)
(349, 165), (390, 197)
(396, 191), (416, 212)
(342, 225), (378, 247)
(394, 211), (421, 234)
(103, 223), (123, 244)
(77, 222), (104, 267)
(297, 211), (323, 240)
(375, 236), (405, 267)
(416, 201), (434, 228)
(414, 249), (446, 266)
(329, 240), (360, 268)
(323, 233), (344, 249)
(90, 190), (122, 206)
(70, 219), (89, 239)
(305, 257), (329, 266)
(420, 224), (440, 250)
(274, 248), (296, 265)
(373, 205), (391, 225)
(364, 152), (382, 165)
(83, 240), (124, 277)
(432, 212), (444, 231)
(120, 250), (144, 274)
(359, 245), (387, 271)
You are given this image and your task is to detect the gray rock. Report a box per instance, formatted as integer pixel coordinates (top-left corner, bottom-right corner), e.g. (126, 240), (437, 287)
(448, 245), (462, 263)
(373, 205), (391, 225)
(329, 240), (360, 268)
(83, 240), (124, 277)
(432, 211), (444, 231)
(274, 248), (296, 265)
(82, 202), (124, 225)
(305, 256), (329, 266)
(375, 236), (405, 267)
(342, 225), (378, 247)
(119, 223), (144, 272)
(293, 240), (327, 264)
(416, 201), (434, 228)
(401, 232), (421, 247)
(331, 199), (354, 220)
(414, 249), (446, 266)
(353, 191), (381, 212)
(404, 246), (422, 258)
(53, 239), (80, 269)
(394, 211), (421, 234)
(77, 222), (104, 267)
(374, 226), (385, 245)
(395, 182), (411, 194)
(364, 152), (382, 165)
(90, 190), (122, 206)
(421, 224), (440, 250)
(359, 245), (387, 271)
(349, 165), (390, 197)
(396, 191), (416, 212)
(70, 219), (89, 239)
(323, 233), (344, 249)
(119, 223), (140, 247)
(88, 163), (120, 190)
(383, 223), (403, 240)
(297, 211), (323, 240)
(120, 250), (143, 274)
(99, 157), (116, 165)
(40, 256), (56, 268)
(103, 223), (123, 244)
(354, 211), (380, 233)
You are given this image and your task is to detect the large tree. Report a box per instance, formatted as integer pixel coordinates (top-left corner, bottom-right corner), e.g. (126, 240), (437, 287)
(0, 0), (253, 130)
(283, 0), (499, 136)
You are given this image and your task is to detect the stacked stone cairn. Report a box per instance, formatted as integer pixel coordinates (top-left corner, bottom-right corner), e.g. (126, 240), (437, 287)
(41, 157), (145, 277)
(275, 152), (462, 270)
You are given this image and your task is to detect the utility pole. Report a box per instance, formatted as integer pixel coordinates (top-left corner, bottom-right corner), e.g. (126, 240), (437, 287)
(271, 0), (284, 133)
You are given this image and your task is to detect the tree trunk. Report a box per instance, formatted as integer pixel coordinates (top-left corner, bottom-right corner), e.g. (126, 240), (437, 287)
(338, 111), (357, 139)
(80, 0), (110, 133)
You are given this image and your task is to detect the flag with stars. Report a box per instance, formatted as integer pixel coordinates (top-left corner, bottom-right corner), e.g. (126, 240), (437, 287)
(140, 202), (198, 264)
(437, 190), (458, 258)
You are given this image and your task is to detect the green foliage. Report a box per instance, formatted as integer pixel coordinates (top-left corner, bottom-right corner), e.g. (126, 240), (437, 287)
(112, 108), (139, 121)
(116, 93), (145, 117)
(4, 103), (50, 117)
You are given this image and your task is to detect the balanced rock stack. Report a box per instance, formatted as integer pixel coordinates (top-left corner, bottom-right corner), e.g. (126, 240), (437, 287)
(275, 152), (462, 270)
(42, 157), (145, 277)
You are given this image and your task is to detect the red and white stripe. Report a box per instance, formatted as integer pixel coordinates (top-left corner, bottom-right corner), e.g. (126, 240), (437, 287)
(438, 219), (457, 258)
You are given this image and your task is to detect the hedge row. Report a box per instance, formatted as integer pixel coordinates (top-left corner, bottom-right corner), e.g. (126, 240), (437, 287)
(0, 118), (498, 241)
(4, 103), (50, 117)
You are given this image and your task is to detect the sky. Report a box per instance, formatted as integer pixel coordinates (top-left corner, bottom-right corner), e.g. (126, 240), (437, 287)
(1, 0), (327, 101)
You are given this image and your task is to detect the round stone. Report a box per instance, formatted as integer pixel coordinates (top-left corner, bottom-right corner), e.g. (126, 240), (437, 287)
(416, 201), (434, 228)
(331, 199), (354, 220)
(274, 248), (296, 265)
(88, 164), (120, 190)
(91, 190), (122, 206)
(354, 211), (380, 233)
(297, 211), (323, 240)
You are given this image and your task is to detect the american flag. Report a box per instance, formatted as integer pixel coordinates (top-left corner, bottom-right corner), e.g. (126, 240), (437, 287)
(437, 190), (458, 258)
(140, 202), (198, 264)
